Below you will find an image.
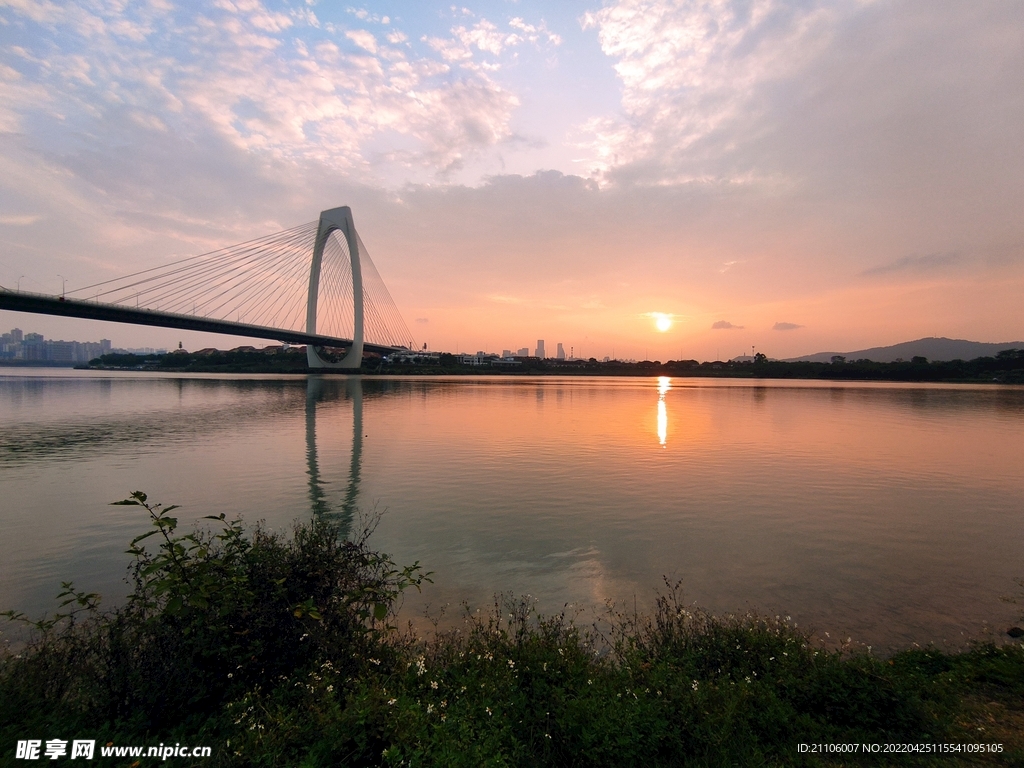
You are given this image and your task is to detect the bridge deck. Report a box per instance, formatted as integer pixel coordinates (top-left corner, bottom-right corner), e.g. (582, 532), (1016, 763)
(0, 290), (400, 356)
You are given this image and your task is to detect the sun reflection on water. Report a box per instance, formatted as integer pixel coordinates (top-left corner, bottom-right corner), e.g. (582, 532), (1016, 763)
(657, 376), (671, 446)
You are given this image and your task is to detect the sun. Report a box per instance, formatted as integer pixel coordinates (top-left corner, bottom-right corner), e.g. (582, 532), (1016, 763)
(652, 312), (673, 332)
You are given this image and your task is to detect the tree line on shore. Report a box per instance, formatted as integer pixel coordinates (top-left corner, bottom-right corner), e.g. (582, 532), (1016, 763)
(86, 347), (1024, 383)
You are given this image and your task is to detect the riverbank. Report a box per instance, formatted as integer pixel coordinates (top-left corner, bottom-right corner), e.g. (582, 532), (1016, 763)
(82, 347), (1024, 383)
(3, 498), (1022, 766)
(0, 360), (78, 368)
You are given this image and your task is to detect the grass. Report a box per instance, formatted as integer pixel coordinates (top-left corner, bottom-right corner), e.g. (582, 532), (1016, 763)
(2, 495), (1023, 767)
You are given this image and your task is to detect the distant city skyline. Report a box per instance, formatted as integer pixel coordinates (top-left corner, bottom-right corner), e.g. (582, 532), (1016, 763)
(1, 327), (115, 363)
(1, 1), (1021, 359)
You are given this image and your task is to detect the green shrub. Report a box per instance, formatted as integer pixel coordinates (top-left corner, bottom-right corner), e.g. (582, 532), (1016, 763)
(0, 493), (427, 751)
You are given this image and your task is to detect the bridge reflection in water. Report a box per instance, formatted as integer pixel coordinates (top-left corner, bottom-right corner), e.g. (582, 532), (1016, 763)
(305, 376), (362, 536)
(0, 372), (369, 538)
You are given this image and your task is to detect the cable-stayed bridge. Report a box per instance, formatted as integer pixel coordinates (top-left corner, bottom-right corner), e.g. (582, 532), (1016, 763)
(0, 207), (413, 369)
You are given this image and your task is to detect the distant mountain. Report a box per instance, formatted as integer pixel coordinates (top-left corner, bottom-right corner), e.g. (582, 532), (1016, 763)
(787, 337), (1024, 363)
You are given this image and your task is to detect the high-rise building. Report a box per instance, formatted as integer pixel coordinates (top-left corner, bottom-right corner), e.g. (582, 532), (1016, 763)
(502, 350), (511, 358)
(22, 333), (45, 360)
(535, 340), (545, 358)
(517, 347), (529, 357)
(556, 343), (565, 360)
(48, 341), (75, 361)
(0, 329), (116, 363)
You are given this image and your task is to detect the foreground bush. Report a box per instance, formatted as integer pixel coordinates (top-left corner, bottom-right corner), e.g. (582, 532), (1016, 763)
(0, 494), (426, 759)
(2, 497), (1023, 767)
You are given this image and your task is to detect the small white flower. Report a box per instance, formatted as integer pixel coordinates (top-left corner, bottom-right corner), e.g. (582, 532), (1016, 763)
(388, 698), (397, 706)
(430, 680), (439, 689)
(486, 707), (492, 716)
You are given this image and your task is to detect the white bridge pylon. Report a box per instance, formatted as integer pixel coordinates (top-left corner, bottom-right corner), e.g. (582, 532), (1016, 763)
(307, 206), (363, 369)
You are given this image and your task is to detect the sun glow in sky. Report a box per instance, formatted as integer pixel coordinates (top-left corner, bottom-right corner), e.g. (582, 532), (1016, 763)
(652, 314), (673, 333)
(1, 1), (1022, 359)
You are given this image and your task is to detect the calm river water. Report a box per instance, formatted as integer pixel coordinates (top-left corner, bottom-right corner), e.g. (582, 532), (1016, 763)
(1, 370), (1022, 650)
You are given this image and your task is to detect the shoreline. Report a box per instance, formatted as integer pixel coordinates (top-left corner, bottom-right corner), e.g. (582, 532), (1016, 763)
(67, 346), (1024, 384)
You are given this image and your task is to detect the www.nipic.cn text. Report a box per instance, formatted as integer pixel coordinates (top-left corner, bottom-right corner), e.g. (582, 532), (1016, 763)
(15, 740), (211, 761)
